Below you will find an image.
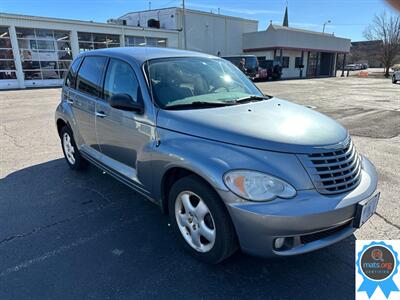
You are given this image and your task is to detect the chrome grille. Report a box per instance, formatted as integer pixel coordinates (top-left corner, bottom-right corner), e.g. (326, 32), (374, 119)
(298, 139), (362, 194)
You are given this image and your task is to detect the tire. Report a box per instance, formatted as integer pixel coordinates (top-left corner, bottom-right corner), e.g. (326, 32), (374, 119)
(60, 126), (88, 170)
(393, 76), (397, 84)
(168, 175), (238, 264)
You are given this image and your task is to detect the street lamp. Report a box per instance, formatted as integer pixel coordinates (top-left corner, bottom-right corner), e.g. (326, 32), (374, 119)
(322, 20), (331, 34)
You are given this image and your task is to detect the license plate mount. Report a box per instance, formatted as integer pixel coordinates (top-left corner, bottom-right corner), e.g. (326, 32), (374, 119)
(354, 192), (380, 228)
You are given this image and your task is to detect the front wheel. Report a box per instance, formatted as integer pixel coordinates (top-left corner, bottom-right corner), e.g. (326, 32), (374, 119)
(168, 175), (238, 264)
(393, 76), (397, 84)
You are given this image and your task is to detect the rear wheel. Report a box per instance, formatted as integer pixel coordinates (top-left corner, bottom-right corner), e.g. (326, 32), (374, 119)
(168, 175), (238, 264)
(60, 126), (88, 170)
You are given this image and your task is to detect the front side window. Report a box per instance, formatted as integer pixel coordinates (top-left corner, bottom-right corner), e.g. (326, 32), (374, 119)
(76, 56), (107, 98)
(146, 57), (262, 109)
(103, 59), (139, 102)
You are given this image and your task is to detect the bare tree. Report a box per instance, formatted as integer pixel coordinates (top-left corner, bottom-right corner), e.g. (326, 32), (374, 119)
(364, 12), (400, 77)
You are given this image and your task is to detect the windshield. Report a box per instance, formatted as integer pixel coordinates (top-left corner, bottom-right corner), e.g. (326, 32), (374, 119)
(145, 57), (263, 109)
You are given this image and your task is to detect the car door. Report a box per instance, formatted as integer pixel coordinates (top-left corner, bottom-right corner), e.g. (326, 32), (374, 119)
(73, 56), (108, 151)
(95, 58), (154, 189)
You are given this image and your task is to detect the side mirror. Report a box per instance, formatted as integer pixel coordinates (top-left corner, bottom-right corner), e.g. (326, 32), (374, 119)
(109, 93), (144, 114)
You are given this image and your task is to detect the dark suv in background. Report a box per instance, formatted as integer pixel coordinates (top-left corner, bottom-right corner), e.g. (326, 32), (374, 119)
(222, 55), (259, 80)
(258, 59), (282, 81)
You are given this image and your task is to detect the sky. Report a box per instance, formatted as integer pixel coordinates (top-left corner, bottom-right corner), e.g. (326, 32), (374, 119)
(0, 0), (398, 41)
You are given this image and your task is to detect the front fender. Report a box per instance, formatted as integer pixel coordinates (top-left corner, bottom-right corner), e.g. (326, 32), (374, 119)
(150, 128), (314, 202)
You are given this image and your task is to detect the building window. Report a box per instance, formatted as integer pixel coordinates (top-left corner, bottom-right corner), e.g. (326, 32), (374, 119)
(125, 36), (167, 47)
(16, 27), (72, 80)
(0, 26), (17, 80)
(282, 56), (290, 68)
(295, 57), (304, 68)
(78, 32), (120, 52)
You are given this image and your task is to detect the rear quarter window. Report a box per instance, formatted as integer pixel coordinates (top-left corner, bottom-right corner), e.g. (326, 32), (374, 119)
(64, 57), (82, 89)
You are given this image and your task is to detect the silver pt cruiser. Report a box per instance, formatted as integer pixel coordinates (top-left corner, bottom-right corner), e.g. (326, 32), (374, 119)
(55, 48), (379, 263)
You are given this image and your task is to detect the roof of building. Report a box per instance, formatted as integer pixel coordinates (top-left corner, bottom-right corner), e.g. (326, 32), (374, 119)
(118, 7), (258, 24)
(351, 40), (383, 46)
(270, 24), (336, 37)
(243, 24), (351, 53)
(0, 12), (178, 33)
(79, 46), (216, 64)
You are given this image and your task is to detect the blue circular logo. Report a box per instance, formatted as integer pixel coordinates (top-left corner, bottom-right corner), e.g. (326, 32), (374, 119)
(357, 241), (400, 298)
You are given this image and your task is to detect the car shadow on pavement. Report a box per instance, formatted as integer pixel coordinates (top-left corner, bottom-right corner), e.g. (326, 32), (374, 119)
(0, 159), (356, 300)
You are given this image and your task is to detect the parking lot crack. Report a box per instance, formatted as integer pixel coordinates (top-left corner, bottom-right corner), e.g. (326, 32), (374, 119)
(0, 123), (24, 149)
(375, 212), (400, 231)
(0, 202), (116, 247)
(78, 186), (113, 203)
(0, 218), (134, 278)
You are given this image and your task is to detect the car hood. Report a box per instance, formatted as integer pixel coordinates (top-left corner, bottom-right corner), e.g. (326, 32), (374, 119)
(156, 98), (348, 153)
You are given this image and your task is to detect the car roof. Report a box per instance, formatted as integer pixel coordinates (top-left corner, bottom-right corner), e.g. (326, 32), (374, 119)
(79, 47), (217, 65)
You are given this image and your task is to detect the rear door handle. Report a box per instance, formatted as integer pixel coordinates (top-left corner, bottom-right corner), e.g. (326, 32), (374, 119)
(95, 111), (107, 118)
(66, 98), (74, 105)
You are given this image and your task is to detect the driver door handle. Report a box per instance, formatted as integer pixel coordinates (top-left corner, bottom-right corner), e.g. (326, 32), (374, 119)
(95, 111), (107, 118)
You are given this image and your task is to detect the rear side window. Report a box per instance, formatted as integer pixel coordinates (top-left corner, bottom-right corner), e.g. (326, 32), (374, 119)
(64, 57), (82, 89)
(76, 56), (107, 98)
(103, 59), (139, 102)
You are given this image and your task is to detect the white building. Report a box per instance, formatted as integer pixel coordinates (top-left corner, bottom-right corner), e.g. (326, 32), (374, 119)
(243, 24), (351, 79)
(0, 13), (179, 89)
(0, 7), (351, 90)
(118, 7), (258, 56)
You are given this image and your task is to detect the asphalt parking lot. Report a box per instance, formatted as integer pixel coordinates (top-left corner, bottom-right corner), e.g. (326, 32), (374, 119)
(0, 76), (399, 299)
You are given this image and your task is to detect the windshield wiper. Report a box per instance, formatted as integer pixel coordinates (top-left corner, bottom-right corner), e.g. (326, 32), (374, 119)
(165, 101), (235, 110)
(234, 95), (271, 103)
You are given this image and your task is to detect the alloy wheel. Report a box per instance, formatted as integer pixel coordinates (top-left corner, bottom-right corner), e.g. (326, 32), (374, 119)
(175, 191), (216, 252)
(63, 132), (76, 165)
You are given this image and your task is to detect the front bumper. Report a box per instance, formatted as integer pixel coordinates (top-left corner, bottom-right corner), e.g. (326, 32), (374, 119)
(218, 155), (378, 257)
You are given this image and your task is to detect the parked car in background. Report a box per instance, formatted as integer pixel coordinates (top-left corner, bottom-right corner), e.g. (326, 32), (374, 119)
(344, 64), (356, 71)
(56, 47), (379, 264)
(393, 70), (400, 84)
(345, 64), (363, 71)
(222, 55), (259, 80)
(258, 59), (282, 81)
(361, 63), (369, 69)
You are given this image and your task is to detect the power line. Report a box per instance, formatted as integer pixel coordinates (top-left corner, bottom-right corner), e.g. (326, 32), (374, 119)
(159, 0), (179, 8)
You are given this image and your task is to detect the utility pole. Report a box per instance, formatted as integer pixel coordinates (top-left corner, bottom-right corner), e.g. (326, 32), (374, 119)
(322, 20), (331, 34)
(182, 0), (187, 49)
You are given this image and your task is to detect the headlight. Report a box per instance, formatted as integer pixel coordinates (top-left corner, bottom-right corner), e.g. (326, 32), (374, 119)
(223, 170), (296, 201)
